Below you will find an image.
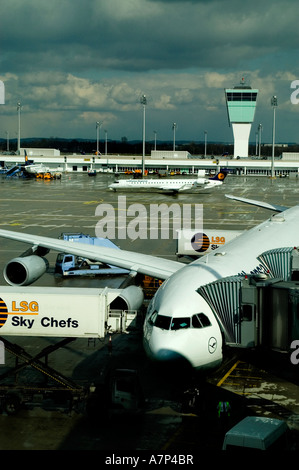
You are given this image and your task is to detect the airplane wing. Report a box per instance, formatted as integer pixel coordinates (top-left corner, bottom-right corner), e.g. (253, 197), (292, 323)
(225, 194), (288, 212)
(160, 185), (181, 193)
(0, 229), (183, 280)
(160, 183), (194, 193)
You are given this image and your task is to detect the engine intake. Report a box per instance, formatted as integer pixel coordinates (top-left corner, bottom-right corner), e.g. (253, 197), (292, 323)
(109, 285), (144, 311)
(4, 255), (49, 286)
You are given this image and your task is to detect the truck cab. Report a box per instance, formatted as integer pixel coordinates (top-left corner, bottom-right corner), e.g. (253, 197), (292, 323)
(55, 253), (76, 273)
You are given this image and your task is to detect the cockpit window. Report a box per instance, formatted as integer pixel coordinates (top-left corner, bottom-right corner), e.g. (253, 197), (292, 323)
(192, 313), (211, 328)
(149, 310), (158, 326)
(171, 317), (190, 330)
(150, 312), (211, 331)
(155, 314), (171, 330)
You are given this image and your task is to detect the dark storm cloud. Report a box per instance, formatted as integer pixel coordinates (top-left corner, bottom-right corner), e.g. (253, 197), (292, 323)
(2, 0), (298, 74)
(1, 0), (299, 141)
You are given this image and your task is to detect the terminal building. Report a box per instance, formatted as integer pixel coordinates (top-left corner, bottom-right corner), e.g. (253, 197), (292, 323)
(225, 79), (259, 159)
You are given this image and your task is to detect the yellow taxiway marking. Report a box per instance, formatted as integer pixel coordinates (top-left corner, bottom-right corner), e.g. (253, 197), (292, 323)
(83, 201), (101, 205)
(217, 360), (241, 387)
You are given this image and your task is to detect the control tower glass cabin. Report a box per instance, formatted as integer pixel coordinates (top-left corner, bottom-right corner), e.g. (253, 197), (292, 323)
(225, 81), (258, 158)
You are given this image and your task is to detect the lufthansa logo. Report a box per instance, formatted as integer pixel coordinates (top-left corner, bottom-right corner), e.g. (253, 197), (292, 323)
(208, 337), (217, 354)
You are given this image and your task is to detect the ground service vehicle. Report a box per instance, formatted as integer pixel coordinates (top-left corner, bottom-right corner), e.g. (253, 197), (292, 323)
(222, 416), (289, 450)
(55, 233), (129, 276)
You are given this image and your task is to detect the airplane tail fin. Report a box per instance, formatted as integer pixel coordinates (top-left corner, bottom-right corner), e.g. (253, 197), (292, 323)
(225, 194), (288, 212)
(24, 150), (28, 165)
(209, 170), (228, 181)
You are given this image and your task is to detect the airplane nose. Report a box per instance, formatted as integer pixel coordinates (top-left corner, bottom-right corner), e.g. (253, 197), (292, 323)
(149, 347), (193, 373)
(153, 348), (185, 362)
(144, 334), (192, 368)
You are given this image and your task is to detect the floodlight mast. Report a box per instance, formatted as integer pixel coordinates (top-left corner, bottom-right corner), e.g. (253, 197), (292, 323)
(258, 123), (262, 158)
(204, 130), (207, 157)
(96, 121), (103, 156)
(172, 122), (177, 151)
(140, 94), (147, 176)
(271, 96), (278, 178)
(17, 101), (21, 154)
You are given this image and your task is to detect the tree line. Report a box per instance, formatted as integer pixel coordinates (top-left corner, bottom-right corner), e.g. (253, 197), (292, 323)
(0, 137), (297, 157)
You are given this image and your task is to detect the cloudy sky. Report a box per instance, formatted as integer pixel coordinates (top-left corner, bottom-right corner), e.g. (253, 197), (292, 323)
(1, 0), (299, 145)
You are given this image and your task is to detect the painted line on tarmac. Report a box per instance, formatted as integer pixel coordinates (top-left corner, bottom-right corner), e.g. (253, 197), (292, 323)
(217, 360), (241, 387)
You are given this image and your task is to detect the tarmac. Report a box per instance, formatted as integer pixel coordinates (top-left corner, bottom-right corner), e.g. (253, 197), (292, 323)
(0, 171), (299, 453)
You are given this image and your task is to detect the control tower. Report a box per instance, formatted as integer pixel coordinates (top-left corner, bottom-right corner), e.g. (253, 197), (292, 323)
(225, 78), (258, 158)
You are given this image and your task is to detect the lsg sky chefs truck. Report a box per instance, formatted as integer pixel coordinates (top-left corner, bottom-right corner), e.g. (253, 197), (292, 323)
(0, 285), (144, 415)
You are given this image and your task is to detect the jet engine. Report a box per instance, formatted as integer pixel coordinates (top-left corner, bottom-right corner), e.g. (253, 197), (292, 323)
(109, 285), (144, 311)
(4, 255), (49, 286)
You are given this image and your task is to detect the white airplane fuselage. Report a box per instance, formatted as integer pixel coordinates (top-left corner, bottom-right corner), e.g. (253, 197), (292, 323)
(24, 164), (50, 174)
(143, 206), (299, 370)
(109, 177), (222, 192)
(0, 200), (298, 372)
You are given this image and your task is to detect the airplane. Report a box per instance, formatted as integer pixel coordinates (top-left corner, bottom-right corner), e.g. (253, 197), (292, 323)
(108, 170), (228, 193)
(23, 151), (50, 175)
(0, 194), (297, 372)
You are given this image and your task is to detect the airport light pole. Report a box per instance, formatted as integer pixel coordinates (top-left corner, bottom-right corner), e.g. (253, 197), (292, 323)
(271, 96), (277, 178)
(204, 130), (207, 157)
(96, 121), (103, 156)
(258, 123), (262, 158)
(6, 130), (9, 152)
(105, 130), (108, 156)
(17, 101), (21, 154)
(140, 94), (147, 176)
(154, 130), (157, 151)
(172, 123), (177, 151)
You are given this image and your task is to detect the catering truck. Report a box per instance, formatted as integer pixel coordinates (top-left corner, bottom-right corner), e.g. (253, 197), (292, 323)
(55, 233), (129, 277)
(0, 285), (143, 337)
(176, 229), (243, 258)
(0, 285), (144, 414)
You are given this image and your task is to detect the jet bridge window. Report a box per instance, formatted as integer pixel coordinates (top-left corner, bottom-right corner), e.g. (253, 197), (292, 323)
(192, 313), (211, 328)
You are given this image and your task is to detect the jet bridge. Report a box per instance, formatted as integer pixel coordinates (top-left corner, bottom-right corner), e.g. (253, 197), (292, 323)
(198, 247), (299, 351)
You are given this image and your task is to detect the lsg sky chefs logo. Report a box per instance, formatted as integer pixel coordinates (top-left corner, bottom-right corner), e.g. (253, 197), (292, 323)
(95, 196), (203, 243)
(0, 297), (39, 330)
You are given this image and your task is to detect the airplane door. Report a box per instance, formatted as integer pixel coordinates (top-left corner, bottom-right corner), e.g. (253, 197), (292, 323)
(240, 303), (257, 348)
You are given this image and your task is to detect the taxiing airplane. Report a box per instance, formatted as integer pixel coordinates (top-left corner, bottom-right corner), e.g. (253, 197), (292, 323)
(0, 195), (297, 371)
(108, 170), (228, 193)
